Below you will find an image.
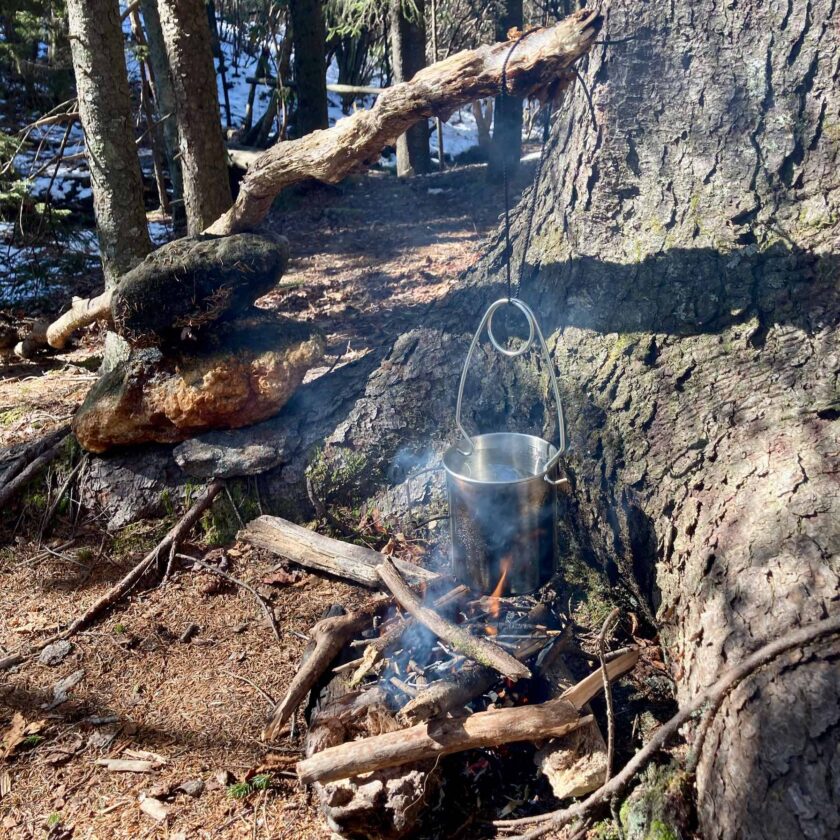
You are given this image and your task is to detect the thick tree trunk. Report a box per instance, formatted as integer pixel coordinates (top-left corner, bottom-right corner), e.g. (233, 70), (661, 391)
(193, 2), (840, 836)
(289, 0), (328, 137)
(139, 0), (184, 227)
(389, 0), (431, 177)
(70, 5), (838, 830)
(489, 0), (523, 176)
(156, 0), (232, 234)
(65, 0), (150, 285)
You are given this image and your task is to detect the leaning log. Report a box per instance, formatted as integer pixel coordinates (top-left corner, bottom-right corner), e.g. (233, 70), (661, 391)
(204, 9), (601, 234)
(239, 515), (440, 588)
(263, 597), (390, 740)
(377, 557), (531, 680)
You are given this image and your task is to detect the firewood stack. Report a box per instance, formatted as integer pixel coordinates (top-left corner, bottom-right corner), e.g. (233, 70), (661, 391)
(244, 517), (639, 839)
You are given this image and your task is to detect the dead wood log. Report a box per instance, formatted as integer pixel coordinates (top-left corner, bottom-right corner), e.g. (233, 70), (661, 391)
(207, 9), (601, 235)
(534, 642), (608, 800)
(297, 649), (638, 784)
(263, 597), (391, 740)
(240, 514), (439, 588)
(38, 10), (600, 353)
(0, 429), (70, 509)
(298, 701), (591, 785)
(377, 556), (530, 680)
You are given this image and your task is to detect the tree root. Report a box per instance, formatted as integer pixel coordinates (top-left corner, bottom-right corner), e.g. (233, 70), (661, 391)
(495, 613), (840, 838)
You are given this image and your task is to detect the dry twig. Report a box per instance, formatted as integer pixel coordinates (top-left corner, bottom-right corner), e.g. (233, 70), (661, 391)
(182, 554), (282, 644)
(377, 557), (531, 680)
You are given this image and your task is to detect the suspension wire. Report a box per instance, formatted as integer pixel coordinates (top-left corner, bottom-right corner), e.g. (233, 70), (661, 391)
(499, 29), (556, 302)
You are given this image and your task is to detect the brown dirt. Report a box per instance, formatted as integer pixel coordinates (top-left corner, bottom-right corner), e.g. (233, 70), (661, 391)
(0, 162), (545, 839)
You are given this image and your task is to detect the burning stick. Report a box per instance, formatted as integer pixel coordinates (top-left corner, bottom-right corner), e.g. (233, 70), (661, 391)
(263, 597), (390, 740)
(399, 635), (552, 724)
(377, 558), (531, 681)
(296, 650), (639, 785)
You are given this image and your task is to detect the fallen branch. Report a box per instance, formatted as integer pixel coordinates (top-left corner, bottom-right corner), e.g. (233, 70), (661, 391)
(207, 10), (600, 235)
(181, 554), (282, 644)
(0, 480), (224, 671)
(377, 556), (531, 680)
(0, 429), (70, 508)
(35, 10), (600, 355)
(263, 597), (390, 740)
(499, 614), (840, 839)
(298, 701), (591, 785)
(297, 652), (638, 785)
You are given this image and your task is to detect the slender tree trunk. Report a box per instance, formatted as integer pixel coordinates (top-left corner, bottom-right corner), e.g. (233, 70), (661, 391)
(65, 0), (150, 285)
(156, 0), (232, 234)
(288, 0), (328, 137)
(130, 11), (169, 214)
(489, 0), (523, 177)
(389, 0), (431, 177)
(139, 0), (184, 228)
(206, 0), (232, 129)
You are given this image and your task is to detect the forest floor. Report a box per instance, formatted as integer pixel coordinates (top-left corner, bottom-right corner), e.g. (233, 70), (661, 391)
(0, 161), (673, 840)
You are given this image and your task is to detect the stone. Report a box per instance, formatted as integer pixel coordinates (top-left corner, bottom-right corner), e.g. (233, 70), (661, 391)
(173, 422), (300, 479)
(111, 233), (290, 347)
(38, 640), (72, 666)
(73, 312), (323, 453)
(176, 779), (204, 797)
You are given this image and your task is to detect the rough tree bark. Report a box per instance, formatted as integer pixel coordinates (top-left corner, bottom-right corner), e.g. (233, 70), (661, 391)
(289, 0), (328, 137)
(389, 0), (432, 176)
(65, 0), (150, 285)
(489, 0), (523, 176)
(180, 2), (840, 836)
(156, 0), (232, 234)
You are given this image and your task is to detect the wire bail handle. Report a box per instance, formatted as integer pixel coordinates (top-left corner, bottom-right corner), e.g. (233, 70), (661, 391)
(454, 297), (567, 479)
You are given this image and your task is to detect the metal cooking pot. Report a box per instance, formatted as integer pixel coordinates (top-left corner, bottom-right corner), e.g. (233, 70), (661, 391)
(443, 298), (567, 596)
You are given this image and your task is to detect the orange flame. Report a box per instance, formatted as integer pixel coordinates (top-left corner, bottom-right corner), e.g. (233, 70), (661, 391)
(488, 558), (511, 619)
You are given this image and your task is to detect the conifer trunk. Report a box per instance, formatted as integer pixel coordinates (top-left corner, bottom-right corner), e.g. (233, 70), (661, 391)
(289, 0), (328, 137)
(65, 0), (150, 285)
(389, 0), (431, 177)
(156, 0), (232, 234)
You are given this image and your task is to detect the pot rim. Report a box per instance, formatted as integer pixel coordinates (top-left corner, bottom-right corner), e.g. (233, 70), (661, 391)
(442, 431), (558, 487)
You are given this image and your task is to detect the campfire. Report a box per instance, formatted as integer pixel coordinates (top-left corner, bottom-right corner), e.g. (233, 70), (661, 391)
(243, 516), (639, 838)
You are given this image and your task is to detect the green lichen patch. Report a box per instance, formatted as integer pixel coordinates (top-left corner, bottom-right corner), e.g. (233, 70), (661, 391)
(619, 762), (692, 840)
